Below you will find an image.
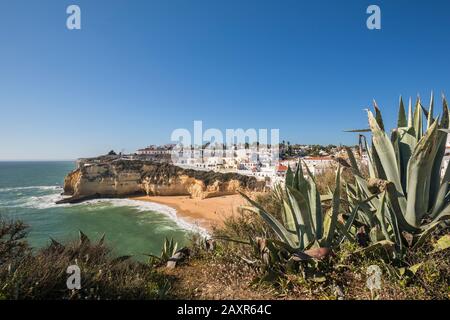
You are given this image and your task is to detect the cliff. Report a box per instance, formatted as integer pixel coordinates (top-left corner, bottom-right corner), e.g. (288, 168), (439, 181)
(59, 158), (265, 203)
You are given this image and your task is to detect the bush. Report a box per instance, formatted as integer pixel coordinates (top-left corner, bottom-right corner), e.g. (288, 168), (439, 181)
(0, 218), (171, 300)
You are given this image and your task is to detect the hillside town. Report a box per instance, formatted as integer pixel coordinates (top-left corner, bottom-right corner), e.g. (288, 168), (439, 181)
(132, 142), (358, 186)
(131, 138), (450, 187)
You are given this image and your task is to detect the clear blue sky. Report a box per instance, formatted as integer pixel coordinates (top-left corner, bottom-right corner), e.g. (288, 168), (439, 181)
(1, 0), (450, 160)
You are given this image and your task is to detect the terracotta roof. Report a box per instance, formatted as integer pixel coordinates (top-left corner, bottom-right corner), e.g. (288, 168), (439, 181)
(277, 165), (288, 172)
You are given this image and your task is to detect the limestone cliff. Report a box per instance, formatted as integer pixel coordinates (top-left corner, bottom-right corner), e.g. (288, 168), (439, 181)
(59, 159), (265, 203)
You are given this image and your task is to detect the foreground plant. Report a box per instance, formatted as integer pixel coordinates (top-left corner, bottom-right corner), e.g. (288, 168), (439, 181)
(240, 161), (357, 260)
(0, 220), (171, 300)
(346, 94), (450, 257)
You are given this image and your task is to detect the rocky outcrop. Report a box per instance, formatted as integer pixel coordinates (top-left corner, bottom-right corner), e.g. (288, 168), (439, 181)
(59, 159), (265, 203)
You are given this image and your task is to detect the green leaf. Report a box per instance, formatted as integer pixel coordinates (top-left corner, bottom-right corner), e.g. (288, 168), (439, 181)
(345, 146), (361, 176)
(374, 192), (391, 242)
(397, 96), (407, 127)
(407, 97), (413, 127)
(286, 186), (315, 247)
(413, 98), (423, 141)
(285, 166), (294, 188)
(431, 234), (450, 253)
(324, 166), (341, 246)
(408, 263), (423, 275)
(396, 127), (416, 194)
(368, 110), (404, 201)
(240, 192), (298, 249)
(406, 120), (440, 227)
(413, 221), (442, 249)
(427, 92), (434, 130)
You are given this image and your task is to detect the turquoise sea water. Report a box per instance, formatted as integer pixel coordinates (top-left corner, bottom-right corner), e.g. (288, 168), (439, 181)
(0, 161), (196, 259)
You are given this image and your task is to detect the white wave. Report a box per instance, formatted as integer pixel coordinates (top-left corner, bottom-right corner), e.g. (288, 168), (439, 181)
(11, 194), (209, 237)
(0, 186), (62, 193)
(1, 184), (209, 237)
(19, 193), (69, 210)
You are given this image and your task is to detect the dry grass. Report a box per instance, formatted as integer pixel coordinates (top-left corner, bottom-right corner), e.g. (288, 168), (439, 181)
(0, 218), (170, 300)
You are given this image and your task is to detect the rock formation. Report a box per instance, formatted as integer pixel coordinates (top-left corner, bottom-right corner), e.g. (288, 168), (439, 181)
(58, 158), (265, 204)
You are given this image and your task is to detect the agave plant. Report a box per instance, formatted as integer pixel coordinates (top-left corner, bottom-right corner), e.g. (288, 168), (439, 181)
(144, 237), (179, 266)
(241, 161), (352, 256)
(346, 94), (450, 255)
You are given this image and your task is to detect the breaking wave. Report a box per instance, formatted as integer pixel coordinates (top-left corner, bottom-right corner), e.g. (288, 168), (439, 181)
(0, 186), (62, 193)
(1, 186), (209, 237)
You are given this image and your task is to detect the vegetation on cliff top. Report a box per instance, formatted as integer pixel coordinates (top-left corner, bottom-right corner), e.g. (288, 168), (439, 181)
(75, 160), (265, 191)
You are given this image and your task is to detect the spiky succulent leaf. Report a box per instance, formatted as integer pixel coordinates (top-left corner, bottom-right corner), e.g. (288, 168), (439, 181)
(240, 192), (298, 248)
(406, 120), (440, 227)
(398, 96), (407, 127)
(324, 166), (341, 246)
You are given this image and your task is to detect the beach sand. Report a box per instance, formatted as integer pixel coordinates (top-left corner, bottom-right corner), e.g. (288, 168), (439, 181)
(130, 194), (247, 231)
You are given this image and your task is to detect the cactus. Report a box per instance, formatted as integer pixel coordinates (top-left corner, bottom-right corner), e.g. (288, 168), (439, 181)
(240, 162), (350, 253)
(346, 94), (450, 255)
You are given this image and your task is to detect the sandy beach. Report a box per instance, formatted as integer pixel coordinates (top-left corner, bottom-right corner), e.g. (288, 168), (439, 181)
(130, 194), (247, 231)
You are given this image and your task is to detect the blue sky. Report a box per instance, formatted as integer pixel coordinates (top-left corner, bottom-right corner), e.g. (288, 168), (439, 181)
(1, 0), (450, 160)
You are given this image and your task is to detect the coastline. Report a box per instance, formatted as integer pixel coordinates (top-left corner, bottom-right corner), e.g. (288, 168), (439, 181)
(130, 194), (247, 232)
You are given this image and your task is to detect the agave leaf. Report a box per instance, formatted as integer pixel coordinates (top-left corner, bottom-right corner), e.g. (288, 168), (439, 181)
(364, 141), (377, 179)
(429, 100), (450, 206)
(344, 128), (371, 133)
(430, 182), (450, 219)
(406, 120), (440, 226)
(98, 233), (106, 246)
(286, 186), (315, 246)
(282, 199), (299, 235)
(407, 97), (413, 127)
(374, 192), (391, 242)
(398, 96), (407, 127)
(373, 100), (385, 131)
(336, 222), (357, 244)
(285, 166), (294, 188)
(396, 127), (416, 194)
(49, 237), (64, 250)
(384, 182), (417, 233)
(78, 230), (90, 245)
(427, 92), (434, 129)
(173, 242), (178, 256)
(385, 198), (404, 253)
(413, 220), (442, 249)
(413, 98), (423, 141)
(354, 175), (380, 210)
(295, 161), (311, 198)
(240, 192), (297, 248)
(430, 201), (450, 224)
(345, 147), (361, 176)
(337, 203), (360, 245)
(324, 166), (341, 246)
(368, 110), (404, 195)
(302, 160), (323, 238)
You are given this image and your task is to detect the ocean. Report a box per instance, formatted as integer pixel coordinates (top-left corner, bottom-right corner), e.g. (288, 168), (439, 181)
(0, 161), (198, 259)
